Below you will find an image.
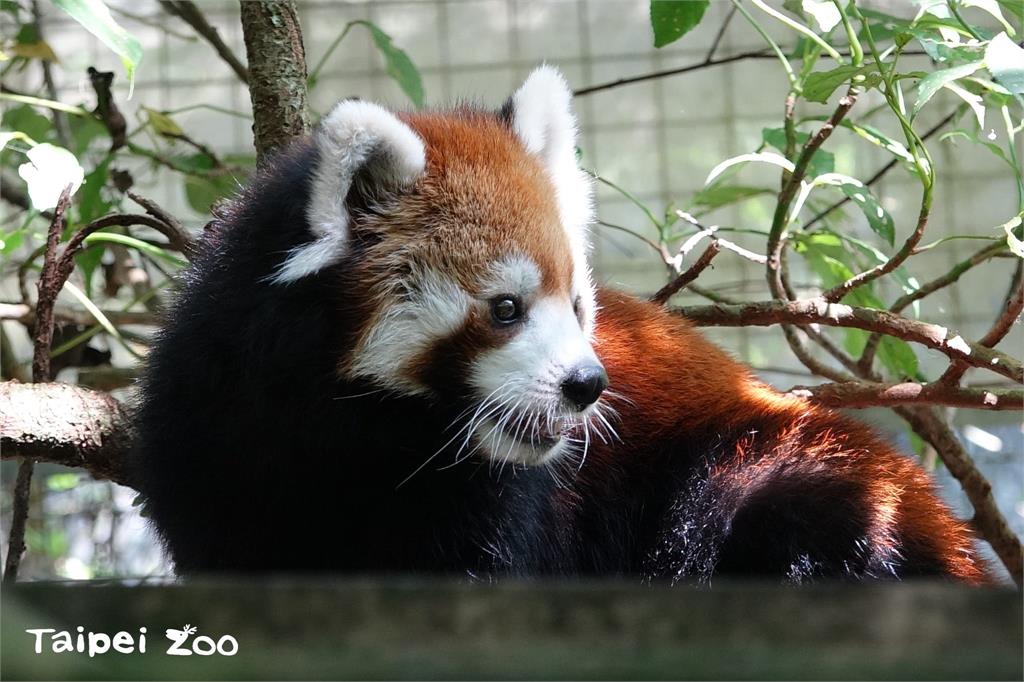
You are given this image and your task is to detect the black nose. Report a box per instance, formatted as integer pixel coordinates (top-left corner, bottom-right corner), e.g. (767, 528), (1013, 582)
(561, 362), (609, 410)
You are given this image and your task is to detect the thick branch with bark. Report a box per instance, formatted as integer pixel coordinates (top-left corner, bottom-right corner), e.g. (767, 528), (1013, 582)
(239, 0), (310, 163)
(0, 382), (134, 489)
(787, 381), (1022, 411)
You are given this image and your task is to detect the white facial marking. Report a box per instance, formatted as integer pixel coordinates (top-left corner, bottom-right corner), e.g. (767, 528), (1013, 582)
(349, 268), (470, 395)
(270, 100), (426, 284)
(480, 254), (542, 299)
(469, 294), (599, 465)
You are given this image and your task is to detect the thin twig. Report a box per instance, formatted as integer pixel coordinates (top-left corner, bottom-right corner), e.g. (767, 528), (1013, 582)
(822, 198), (929, 303)
(676, 297), (1023, 383)
(893, 405), (1023, 586)
(652, 242), (721, 306)
(574, 50), (772, 97)
(159, 0), (250, 84)
(767, 88), (859, 298)
(705, 4), (738, 63)
(940, 263), (1024, 385)
(127, 191), (196, 256)
(859, 239), (1008, 372)
(3, 185), (72, 584)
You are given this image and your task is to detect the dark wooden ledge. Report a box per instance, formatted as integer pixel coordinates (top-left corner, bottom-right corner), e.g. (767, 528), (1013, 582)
(2, 579), (1021, 680)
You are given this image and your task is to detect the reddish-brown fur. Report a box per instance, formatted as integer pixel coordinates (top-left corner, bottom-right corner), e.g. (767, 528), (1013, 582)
(589, 289), (989, 583)
(400, 111), (574, 297)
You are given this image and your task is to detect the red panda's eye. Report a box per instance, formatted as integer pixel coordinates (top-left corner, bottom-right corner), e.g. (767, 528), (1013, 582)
(573, 296), (583, 321)
(491, 296), (522, 324)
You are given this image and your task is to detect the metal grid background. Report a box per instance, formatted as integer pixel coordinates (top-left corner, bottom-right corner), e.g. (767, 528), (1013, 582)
(29, 0), (1022, 382)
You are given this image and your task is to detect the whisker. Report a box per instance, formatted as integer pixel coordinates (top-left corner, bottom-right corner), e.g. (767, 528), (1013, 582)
(332, 388), (387, 401)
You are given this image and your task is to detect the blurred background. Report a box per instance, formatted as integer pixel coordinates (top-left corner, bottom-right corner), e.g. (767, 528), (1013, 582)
(1, 0), (1021, 582)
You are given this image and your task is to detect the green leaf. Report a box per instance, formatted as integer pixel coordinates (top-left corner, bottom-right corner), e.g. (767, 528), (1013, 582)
(913, 61), (984, 117)
(996, 0), (1024, 21)
(917, 37), (985, 63)
(67, 114), (105, 155)
(761, 127), (835, 177)
(183, 173), (236, 214)
(985, 32), (1024, 94)
(964, 0), (1017, 36)
(840, 121), (913, 162)
(800, 0), (841, 32)
(52, 0), (142, 92)
(803, 65), (869, 103)
(1, 104), (52, 143)
(943, 81), (986, 129)
(0, 130), (36, 151)
(77, 157), (111, 224)
(143, 107), (183, 137)
(46, 473), (80, 491)
(169, 151), (215, 174)
(1002, 214), (1024, 258)
(75, 245), (105, 298)
(9, 39), (58, 62)
(0, 228), (24, 255)
(650, 0), (710, 48)
(355, 21), (424, 107)
(689, 185), (773, 210)
(811, 173), (895, 245)
(877, 336), (919, 379)
(795, 234), (882, 308)
(704, 152), (795, 186)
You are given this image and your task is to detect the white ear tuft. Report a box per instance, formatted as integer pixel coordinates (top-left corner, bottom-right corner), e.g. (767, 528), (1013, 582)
(271, 100), (426, 284)
(510, 65), (576, 166)
(510, 66), (595, 325)
(509, 66), (593, 235)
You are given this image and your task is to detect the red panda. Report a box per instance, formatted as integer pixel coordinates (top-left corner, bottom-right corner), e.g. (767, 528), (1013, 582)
(133, 67), (989, 583)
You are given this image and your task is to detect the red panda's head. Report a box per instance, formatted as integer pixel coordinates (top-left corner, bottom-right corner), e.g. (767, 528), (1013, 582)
(270, 67), (611, 467)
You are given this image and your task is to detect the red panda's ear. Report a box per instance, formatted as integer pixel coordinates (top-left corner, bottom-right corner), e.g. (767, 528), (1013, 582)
(508, 66), (595, 324)
(508, 66), (593, 238)
(270, 100), (426, 284)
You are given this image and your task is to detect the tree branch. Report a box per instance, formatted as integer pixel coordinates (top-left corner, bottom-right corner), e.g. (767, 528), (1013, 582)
(859, 240), (1010, 372)
(676, 297), (1023, 383)
(573, 50), (772, 97)
(239, 0), (310, 163)
(788, 380), (1022, 411)
(159, 0), (250, 84)
(822, 198), (929, 303)
(940, 263), (1023, 385)
(4, 186), (72, 583)
(767, 88), (859, 298)
(893, 405), (1023, 586)
(651, 241), (721, 305)
(0, 302), (157, 328)
(126, 191), (197, 256)
(0, 382), (134, 489)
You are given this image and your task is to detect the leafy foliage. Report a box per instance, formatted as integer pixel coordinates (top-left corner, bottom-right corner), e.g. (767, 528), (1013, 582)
(650, 0), (710, 48)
